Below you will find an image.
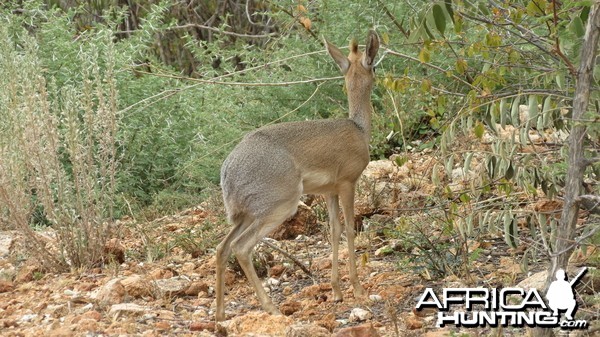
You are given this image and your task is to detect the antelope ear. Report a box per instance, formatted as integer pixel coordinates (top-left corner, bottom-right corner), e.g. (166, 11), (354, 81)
(361, 30), (380, 69)
(324, 37), (350, 74)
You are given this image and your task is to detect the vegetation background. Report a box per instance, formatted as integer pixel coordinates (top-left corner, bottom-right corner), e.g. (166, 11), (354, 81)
(0, 0), (598, 310)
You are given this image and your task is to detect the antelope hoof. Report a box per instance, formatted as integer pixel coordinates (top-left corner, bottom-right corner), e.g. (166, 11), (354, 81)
(265, 305), (282, 316)
(333, 290), (344, 303)
(353, 284), (366, 298)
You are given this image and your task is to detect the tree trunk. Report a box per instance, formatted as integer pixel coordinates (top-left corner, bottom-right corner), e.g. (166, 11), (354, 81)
(532, 2), (600, 336)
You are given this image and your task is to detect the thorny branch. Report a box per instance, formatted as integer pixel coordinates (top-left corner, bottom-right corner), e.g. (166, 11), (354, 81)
(261, 238), (313, 277)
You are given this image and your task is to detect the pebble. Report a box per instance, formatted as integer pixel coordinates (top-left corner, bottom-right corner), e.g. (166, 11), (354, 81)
(348, 308), (372, 322)
(20, 314), (37, 322)
(369, 294), (383, 302)
(63, 289), (78, 297)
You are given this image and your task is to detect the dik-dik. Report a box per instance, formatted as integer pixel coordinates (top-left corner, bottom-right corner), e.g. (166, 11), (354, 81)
(216, 30), (380, 321)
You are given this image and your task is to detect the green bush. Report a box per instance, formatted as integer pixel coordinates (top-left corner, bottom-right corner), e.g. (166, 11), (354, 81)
(0, 0), (420, 271)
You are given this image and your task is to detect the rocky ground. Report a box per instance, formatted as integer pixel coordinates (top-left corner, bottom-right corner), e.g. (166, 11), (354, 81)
(0, 145), (599, 336)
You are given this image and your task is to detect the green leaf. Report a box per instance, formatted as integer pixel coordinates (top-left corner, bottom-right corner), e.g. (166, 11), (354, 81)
(419, 11), (435, 40)
(519, 126), (528, 145)
(509, 6), (524, 23)
(419, 47), (431, 63)
(503, 211), (518, 248)
(487, 155), (497, 178)
(445, 0), (455, 23)
(528, 95), (538, 121)
(569, 16), (585, 37)
(395, 155), (408, 167)
(393, 77), (409, 92)
(485, 32), (502, 47)
(445, 155), (454, 176)
(500, 98), (508, 128)
(463, 152), (474, 173)
(432, 4), (447, 37)
(509, 50), (521, 63)
(468, 214), (476, 236)
(511, 96), (521, 126)
(555, 72), (565, 89)
(381, 32), (390, 45)
(484, 105), (497, 134)
(537, 213), (547, 227)
(454, 13), (463, 33)
(521, 250), (530, 274)
(478, 1), (491, 16)
(504, 161), (515, 180)
(432, 163), (441, 186)
(542, 96), (552, 127)
(421, 78), (432, 92)
(580, 5), (591, 24)
(474, 121), (485, 139)
(484, 210), (494, 233)
(445, 185), (454, 199)
(456, 58), (467, 74)
(407, 18), (422, 44)
(526, 0), (545, 16)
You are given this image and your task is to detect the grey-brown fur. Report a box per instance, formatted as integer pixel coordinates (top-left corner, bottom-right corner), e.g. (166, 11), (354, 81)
(216, 30), (380, 321)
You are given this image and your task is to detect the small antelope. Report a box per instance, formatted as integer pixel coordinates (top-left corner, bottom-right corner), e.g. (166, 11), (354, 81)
(216, 30), (380, 321)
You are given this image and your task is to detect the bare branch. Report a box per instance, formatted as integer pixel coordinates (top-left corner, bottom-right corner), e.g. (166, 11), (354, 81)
(261, 238), (313, 277)
(544, 2), (600, 316)
(166, 23), (277, 38)
(458, 11), (561, 65)
(120, 49), (330, 114)
(577, 194), (600, 215)
(550, 0), (578, 76)
(376, 0), (409, 38)
(384, 48), (478, 92)
(131, 69), (343, 87)
(549, 224), (600, 258)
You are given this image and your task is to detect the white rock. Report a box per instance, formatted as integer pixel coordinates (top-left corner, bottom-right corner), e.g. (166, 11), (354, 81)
(517, 270), (548, 290)
(336, 319), (349, 325)
(181, 262), (196, 272)
(63, 289), (79, 297)
(109, 303), (148, 318)
(20, 314), (38, 323)
(74, 303), (94, 314)
(348, 307), (372, 322)
(92, 278), (125, 305)
(153, 276), (189, 295)
(369, 294), (383, 302)
(267, 278), (280, 286)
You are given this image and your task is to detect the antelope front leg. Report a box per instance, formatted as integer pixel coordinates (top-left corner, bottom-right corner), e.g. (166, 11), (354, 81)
(339, 185), (366, 298)
(326, 194), (344, 302)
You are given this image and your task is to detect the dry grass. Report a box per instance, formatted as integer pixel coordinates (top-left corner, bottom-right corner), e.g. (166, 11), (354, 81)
(0, 26), (119, 271)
